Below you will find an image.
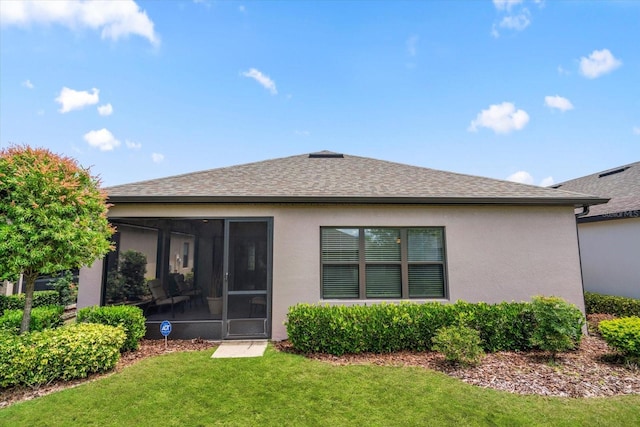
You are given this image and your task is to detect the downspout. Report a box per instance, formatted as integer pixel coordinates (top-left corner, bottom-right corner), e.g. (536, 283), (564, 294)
(574, 205), (589, 334)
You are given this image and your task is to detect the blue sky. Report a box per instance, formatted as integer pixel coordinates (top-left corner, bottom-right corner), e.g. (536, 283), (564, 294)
(1, 0), (638, 187)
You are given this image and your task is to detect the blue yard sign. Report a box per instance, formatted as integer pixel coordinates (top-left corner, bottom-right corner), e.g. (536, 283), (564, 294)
(160, 320), (172, 337)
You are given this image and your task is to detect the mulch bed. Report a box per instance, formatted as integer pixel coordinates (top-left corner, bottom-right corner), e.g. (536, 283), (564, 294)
(2, 315), (638, 408)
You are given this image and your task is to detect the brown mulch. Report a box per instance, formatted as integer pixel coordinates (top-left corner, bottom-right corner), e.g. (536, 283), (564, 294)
(2, 315), (638, 408)
(275, 314), (640, 398)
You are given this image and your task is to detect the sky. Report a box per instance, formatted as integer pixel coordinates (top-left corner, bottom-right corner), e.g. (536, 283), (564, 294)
(1, 0), (638, 188)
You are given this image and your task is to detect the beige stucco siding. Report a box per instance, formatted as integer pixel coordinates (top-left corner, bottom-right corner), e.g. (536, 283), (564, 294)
(80, 203), (585, 340)
(578, 218), (640, 299)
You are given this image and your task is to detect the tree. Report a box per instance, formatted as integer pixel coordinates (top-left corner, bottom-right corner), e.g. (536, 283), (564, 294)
(0, 145), (115, 333)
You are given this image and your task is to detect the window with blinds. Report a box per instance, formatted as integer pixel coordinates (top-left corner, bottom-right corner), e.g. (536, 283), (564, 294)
(321, 227), (446, 299)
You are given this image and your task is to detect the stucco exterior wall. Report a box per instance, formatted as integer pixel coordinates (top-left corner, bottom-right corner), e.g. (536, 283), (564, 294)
(79, 203), (585, 340)
(578, 218), (640, 299)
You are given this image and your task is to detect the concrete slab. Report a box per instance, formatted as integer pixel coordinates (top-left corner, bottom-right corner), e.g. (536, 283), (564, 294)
(211, 340), (268, 358)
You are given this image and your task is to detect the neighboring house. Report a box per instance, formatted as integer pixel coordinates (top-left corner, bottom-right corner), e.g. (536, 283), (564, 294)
(77, 151), (606, 340)
(553, 161), (639, 299)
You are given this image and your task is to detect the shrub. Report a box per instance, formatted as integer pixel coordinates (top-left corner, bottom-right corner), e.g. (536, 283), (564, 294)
(286, 301), (534, 355)
(119, 250), (148, 301)
(50, 271), (78, 307)
(432, 325), (485, 366)
(599, 317), (640, 357)
(77, 305), (146, 352)
(0, 323), (125, 388)
(0, 305), (64, 335)
(0, 290), (60, 314)
(585, 292), (640, 317)
(529, 296), (584, 357)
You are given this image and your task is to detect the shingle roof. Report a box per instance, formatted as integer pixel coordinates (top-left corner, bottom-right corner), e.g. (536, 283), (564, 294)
(106, 151), (607, 207)
(554, 161), (640, 219)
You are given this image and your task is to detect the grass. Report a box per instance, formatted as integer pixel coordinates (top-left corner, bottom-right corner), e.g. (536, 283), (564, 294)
(1, 346), (639, 426)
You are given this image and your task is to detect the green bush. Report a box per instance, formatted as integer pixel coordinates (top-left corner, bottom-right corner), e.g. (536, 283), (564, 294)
(599, 317), (640, 357)
(0, 290), (60, 315)
(529, 296), (584, 357)
(0, 305), (64, 334)
(77, 305), (146, 352)
(585, 292), (640, 317)
(432, 325), (484, 366)
(286, 301), (534, 355)
(0, 323), (125, 388)
(50, 271), (78, 307)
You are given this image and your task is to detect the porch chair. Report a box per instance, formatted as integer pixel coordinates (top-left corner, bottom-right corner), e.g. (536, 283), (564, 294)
(171, 273), (204, 306)
(146, 278), (190, 318)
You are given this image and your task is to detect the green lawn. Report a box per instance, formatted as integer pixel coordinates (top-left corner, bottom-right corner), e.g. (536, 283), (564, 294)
(1, 346), (639, 426)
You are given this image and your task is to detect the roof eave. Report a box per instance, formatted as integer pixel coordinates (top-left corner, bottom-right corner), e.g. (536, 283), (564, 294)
(107, 195), (610, 207)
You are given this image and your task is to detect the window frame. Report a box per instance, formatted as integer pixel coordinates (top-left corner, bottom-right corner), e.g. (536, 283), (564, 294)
(320, 226), (448, 300)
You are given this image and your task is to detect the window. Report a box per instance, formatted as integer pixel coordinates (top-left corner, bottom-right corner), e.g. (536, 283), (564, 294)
(182, 242), (189, 268)
(321, 227), (446, 299)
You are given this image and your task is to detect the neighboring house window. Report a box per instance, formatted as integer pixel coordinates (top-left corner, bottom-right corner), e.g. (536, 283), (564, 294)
(321, 227), (446, 299)
(183, 242), (189, 268)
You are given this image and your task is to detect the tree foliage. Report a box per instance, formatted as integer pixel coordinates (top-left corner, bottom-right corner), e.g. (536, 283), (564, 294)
(0, 145), (114, 333)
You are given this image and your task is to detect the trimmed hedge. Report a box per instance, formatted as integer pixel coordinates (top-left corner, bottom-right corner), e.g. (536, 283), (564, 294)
(0, 323), (125, 388)
(0, 305), (64, 335)
(0, 290), (60, 315)
(286, 301), (537, 355)
(599, 317), (640, 357)
(77, 305), (146, 352)
(585, 292), (640, 317)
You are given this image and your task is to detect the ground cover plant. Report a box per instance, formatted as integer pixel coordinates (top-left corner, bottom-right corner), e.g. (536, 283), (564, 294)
(1, 343), (639, 426)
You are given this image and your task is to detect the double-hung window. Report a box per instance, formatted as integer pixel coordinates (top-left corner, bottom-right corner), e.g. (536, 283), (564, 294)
(321, 227), (446, 299)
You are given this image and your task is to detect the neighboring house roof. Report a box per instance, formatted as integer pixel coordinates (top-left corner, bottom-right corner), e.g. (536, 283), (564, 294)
(553, 161), (640, 221)
(106, 151), (607, 207)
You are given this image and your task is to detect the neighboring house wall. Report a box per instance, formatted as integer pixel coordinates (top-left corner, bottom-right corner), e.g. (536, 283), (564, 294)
(578, 217), (640, 299)
(79, 203), (585, 340)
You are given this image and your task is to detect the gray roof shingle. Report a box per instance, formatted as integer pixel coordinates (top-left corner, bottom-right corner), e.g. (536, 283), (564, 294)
(106, 151), (608, 206)
(554, 161), (640, 219)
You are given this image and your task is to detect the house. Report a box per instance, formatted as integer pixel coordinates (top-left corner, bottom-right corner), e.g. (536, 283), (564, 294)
(77, 151), (607, 340)
(553, 161), (639, 299)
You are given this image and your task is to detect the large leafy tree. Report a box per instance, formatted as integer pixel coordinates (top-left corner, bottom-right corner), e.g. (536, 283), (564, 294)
(0, 146), (114, 333)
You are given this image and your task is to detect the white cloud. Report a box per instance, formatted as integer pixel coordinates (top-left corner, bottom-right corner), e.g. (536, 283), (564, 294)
(633, 127), (640, 135)
(241, 68), (277, 95)
(83, 128), (120, 151)
(468, 102), (530, 134)
(499, 11), (530, 31)
(493, 0), (523, 11)
(579, 49), (622, 79)
(56, 87), (99, 113)
(557, 65), (570, 76)
(507, 171), (534, 185)
(97, 103), (113, 116)
(406, 35), (419, 57)
(508, 171), (554, 187)
(294, 130), (310, 136)
(238, 5), (246, 13)
(152, 152), (164, 163)
(22, 79), (34, 89)
(544, 95), (574, 112)
(125, 139), (141, 150)
(540, 176), (555, 187)
(0, 0), (159, 46)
